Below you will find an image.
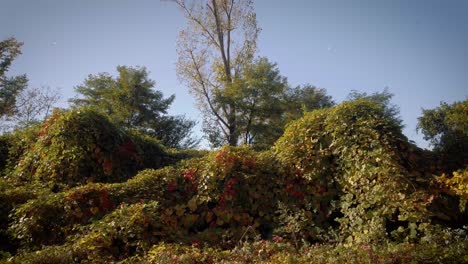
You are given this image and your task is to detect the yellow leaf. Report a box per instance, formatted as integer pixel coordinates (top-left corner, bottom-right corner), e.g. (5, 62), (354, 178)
(175, 205), (185, 217)
(188, 197), (198, 212)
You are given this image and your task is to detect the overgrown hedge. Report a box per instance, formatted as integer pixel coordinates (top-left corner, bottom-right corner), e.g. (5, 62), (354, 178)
(2, 100), (467, 262)
(5, 108), (198, 189)
(275, 100), (466, 243)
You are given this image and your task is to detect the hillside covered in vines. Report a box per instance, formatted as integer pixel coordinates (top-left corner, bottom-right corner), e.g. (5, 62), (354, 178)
(0, 100), (467, 263)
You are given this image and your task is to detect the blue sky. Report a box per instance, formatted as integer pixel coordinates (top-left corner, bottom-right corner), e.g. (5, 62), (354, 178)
(1, 0), (467, 148)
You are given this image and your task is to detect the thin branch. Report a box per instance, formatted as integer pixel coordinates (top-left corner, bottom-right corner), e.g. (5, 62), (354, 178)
(188, 50), (229, 129)
(174, 1), (221, 49)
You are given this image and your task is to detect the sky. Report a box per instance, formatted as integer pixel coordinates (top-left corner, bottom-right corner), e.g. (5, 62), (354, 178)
(1, 0), (467, 148)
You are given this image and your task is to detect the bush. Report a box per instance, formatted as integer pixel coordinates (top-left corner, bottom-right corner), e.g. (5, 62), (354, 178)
(9, 109), (186, 189)
(9, 145), (340, 251)
(8, 166), (194, 249)
(0, 124), (41, 177)
(0, 182), (45, 255)
(11, 202), (176, 264)
(0, 135), (9, 175)
(4, 100), (468, 262)
(275, 100), (437, 243)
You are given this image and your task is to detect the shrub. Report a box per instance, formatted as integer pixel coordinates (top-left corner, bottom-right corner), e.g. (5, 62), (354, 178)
(429, 167), (468, 228)
(275, 100), (436, 243)
(11, 202), (175, 263)
(0, 182), (44, 255)
(4, 100), (468, 262)
(0, 124), (41, 177)
(0, 135), (9, 175)
(8, 166), (193, 249)
(9, 108), (185, 189)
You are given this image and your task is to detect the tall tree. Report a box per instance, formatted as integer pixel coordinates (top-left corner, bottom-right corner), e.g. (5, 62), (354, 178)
(225, 58), (334, 149)
(234, 57), (287, 147)
(173, 0), (260, 146)
(0, 38), (28, 118)
(70, 66), (198, 149)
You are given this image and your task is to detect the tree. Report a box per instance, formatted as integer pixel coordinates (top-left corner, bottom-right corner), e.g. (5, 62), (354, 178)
(347, 88), (402, 127)
(225, 58), (334, 149)
(151, 115), (200, 150)
(173, 0), (260, 146)
(417, 100), (467, 169)
(0, 38), (28, 117)
(235, 57), (288, 148)
(0, 86), (61, 132)
(70, 66), (198, 149)
(284, 84), (334, 122)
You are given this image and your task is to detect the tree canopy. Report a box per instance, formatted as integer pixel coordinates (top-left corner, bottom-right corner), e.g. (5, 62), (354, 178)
(418, 100), (468, 169)
(347, 88), (402, 128)
(70, 66), (198, 149)
(174, 0), (260, 146)
(0, 38), (28, 118)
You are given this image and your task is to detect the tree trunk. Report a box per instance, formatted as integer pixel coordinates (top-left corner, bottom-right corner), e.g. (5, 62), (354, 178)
(227, 104), (237, 146)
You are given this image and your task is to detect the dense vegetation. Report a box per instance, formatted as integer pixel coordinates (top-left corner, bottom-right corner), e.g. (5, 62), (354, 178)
(1, 0), (467, 261)
(0, 99), (466, 263)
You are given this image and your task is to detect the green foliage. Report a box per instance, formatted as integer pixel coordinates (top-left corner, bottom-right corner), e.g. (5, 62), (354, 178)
(70, 65), (198, 149)
(8, 166), (195, 249)
(12, 230), (468, 264)
(284, 84), (335, 122)
(327, 100), (430, 243)
(2, 99), (468, 263)
(9, 108), (183, 188)
(347, 88), (402, 127)
(438, 168), (468, 207)
(0, 135), (9, 173)
(175, 0), (260, 147)
(233, 57), (289, 148)
(0, 124), (42, 176)
(0, 38), (28, 118)
(11, 202), (171, 264)
(433, 167), (468, 225)
(418, 100), (468, 170)
(202, 57), (334, 149)
(11, 108), (127, 186)
(275, 100), (437, 243)
(71, 66), (173, 127)
(0, 182), (45, 255)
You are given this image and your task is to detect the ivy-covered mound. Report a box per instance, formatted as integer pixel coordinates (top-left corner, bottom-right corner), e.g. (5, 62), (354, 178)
(275, 100), (467, 243)
(4, 108), (189, 188)
(1, 100), (467, 263)
(0, 108), (202, 257)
